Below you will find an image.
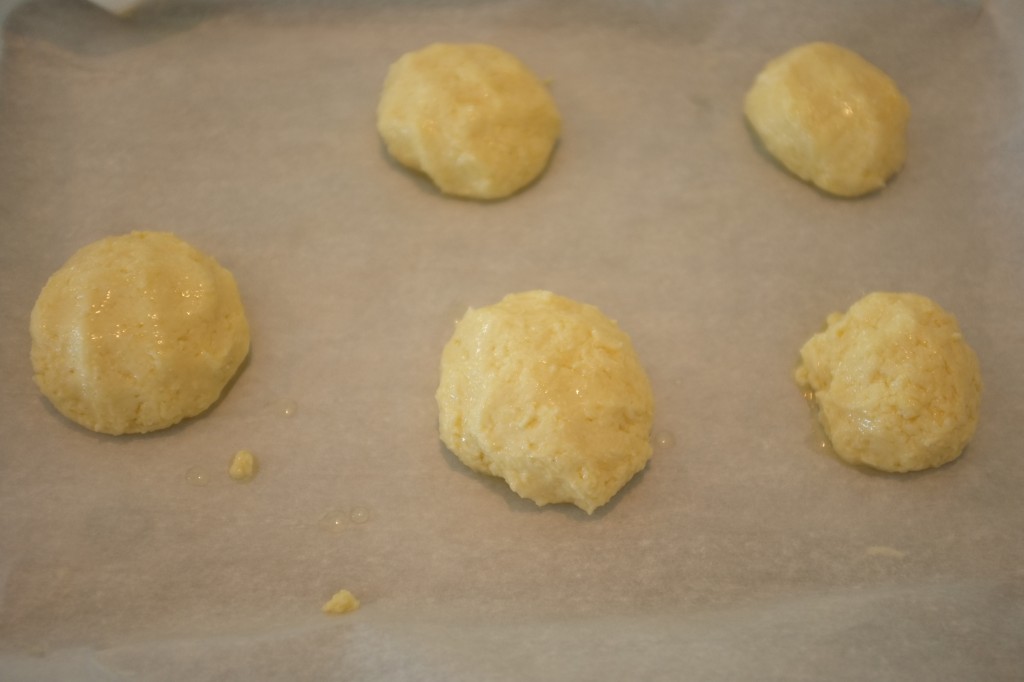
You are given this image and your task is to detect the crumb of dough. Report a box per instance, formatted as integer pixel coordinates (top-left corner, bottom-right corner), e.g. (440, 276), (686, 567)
(229, 449), (257, 481)
(377, 43), (561, 200)
(322, 589), (360, 615)
(744, 42), (910, 197)
(795, 292), (981, 472)
(436, 290), (654, 514)
(30, 231), (250, 435)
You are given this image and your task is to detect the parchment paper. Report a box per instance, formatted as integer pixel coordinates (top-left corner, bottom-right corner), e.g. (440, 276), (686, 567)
(1, 1), (1022, 679)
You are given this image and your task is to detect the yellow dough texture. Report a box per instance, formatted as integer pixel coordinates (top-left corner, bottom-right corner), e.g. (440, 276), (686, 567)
(322, 589), (360, 615)
(229, 449), (257, 481)
(744, 42), (910, 197)
(30, 231), (250, 435)
(436, 291), (654, 514)
(377, 43), (561, 200)
(795, 293), (981, 472)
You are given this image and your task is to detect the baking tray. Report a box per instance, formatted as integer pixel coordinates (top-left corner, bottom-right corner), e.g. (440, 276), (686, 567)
(0, 0), (1021, 679)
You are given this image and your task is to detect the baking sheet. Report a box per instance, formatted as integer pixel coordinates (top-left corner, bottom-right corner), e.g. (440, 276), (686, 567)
(1, 0), (1022, 679)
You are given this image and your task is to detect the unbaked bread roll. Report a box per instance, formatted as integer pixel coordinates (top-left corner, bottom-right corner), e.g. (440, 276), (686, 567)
(30, 231), (250, 435)
(437, 291), (654, 513)
(795, 292), (981, 472)
(377, 43), (561, 200)
(744, 42), (910, 197)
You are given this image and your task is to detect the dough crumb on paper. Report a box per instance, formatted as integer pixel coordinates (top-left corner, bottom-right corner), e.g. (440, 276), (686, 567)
(228, 450), (256, 481)
(796, 292), (981, 472)
(744, 42), (910, 197)
(322, 589), (360, 615)
(437, 290), (654, 514)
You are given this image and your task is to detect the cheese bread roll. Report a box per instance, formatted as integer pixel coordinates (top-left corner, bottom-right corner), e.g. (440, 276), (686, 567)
(745, 42), (910, 197)
(30, 232), (250, 435)
(437, 291), (653, 513)
(378, 43), (561, 200)
(796, 292), (981, 472)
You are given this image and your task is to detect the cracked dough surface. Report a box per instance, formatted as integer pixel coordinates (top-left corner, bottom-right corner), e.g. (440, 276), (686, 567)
(30, 231), (250, 435)
(377, 42), (561, 200)
(436, 290), (654, 514)
(795, 292), (981, 472)
(744, 41), (910, 197)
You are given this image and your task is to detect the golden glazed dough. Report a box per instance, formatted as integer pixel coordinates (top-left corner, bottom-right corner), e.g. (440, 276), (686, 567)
(744, 42), (910, 197)
(436, 291), (654, 514)
(377, 43), (561, 200)
(30, 232), (250, 435)
(795, 293), (981, 472)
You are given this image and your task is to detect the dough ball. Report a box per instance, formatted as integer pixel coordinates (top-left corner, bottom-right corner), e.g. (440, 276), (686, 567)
(30, 231), (250, 435)
(377, 43), (561, 200)
(795, 293), (981, 472)
(744, 42), (910, 197)
(436, 291), (654, 514)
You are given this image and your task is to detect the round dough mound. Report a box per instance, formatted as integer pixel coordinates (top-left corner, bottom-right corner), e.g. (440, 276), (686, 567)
(436, 291), (654, 514)
(744, 42), (910, 197)
(30, 231), (250, 435)
(795, 293), (981, 472)
(377, 43), (561, 200)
